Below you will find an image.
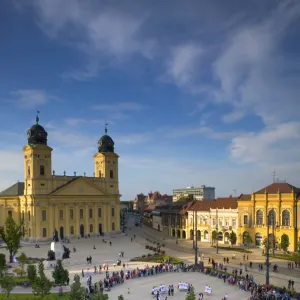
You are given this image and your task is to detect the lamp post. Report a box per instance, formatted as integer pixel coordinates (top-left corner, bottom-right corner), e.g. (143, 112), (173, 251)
(266, 208), (275, 285)
(175, 212), (178, 244)
(216, 208), (219, 254)
(194, 209), (198, 265)
(193, 210), (195, 250)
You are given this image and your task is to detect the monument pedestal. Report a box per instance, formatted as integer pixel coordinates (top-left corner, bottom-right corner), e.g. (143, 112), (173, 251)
(50, 242), (64, 260)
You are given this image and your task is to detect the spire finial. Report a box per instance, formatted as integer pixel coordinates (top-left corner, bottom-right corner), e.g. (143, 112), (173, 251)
(36, 110), (40, 124)
(105, 121), (108, 134)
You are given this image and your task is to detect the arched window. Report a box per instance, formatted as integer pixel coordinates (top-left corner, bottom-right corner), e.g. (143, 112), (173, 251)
(110, 170), (114, 179)
(27, 166), (30, 177)
(90, 224), (93, 233)
(282, 210), (290, 226)
(268, 210), (276, 225)
(112, 222), (115, 231)
(70, 225), (74, 235)
(42, 228), (47, 238)
(28, 211), (31, 222)
(256, 210), (263, 225)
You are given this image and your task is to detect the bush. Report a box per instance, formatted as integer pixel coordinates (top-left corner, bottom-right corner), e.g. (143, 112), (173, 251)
(13, 268), (23, 276)
(27, 264), (37, 282)
(130, 254), (182, 264)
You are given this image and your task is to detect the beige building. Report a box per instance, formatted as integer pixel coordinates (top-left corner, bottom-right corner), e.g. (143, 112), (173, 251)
(0, 115), (121, 241)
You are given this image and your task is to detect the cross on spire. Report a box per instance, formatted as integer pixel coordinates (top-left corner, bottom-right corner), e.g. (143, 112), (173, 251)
(36, 110), (40, 124)
(105, 121), (108, 134)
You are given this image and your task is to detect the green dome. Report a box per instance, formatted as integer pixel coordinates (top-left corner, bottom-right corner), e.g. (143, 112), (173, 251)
(98, 127), (114, 153)
(27, 115), (48, 146)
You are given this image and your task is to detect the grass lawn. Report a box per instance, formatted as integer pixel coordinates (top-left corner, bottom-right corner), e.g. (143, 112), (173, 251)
(267, 253), (300, 261)
(130, 254), (183, 264)
(4, 294), (70, 300)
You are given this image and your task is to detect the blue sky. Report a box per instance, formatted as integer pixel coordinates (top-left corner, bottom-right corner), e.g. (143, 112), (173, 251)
(1, 0), (300, 200)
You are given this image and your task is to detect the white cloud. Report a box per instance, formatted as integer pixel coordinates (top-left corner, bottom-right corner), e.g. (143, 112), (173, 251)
(221, 111), (245, 123)
(230, 122), (300, 164)
(92, 102), (145, 111)
(166, 43), (203, 89)
(10, 89), (56, 108)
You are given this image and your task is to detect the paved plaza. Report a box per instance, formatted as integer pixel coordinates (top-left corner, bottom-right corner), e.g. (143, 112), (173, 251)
(0, 215), (299, 298)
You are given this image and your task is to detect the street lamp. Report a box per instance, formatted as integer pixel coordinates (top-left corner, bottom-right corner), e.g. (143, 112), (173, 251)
(175, 212), (178, 244)
(194, 209), (198, 265)
(216, 208), (219, 254)
(266, 208), (276, 285)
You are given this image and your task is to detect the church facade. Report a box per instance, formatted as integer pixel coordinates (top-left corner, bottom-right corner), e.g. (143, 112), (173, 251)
(0, 115), (121, 241)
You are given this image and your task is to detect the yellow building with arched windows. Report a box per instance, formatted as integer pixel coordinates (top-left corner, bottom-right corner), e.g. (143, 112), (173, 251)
(237, 182), (300, 251)
(0, 115), (121, 241)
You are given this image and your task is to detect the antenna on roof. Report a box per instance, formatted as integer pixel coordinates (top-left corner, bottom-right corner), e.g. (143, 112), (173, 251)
(273, 169), (276, 183)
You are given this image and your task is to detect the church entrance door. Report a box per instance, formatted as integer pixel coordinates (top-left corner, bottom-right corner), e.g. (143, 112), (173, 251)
(59, 226), (64, 240)
(80, 224), (84, 237)
(98, 223), (102, 235)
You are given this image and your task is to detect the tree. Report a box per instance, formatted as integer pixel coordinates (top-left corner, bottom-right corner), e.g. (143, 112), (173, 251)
(211, 230), (217, 244)
(90, 292), (109, 300)
(228, 231), (237, 246)
(69, 275), (86, 300)
(32, 262), (52, 299)
(0, 215), (23, 262)
(52, 260), (69, 285)
(0, 254), (6, 276)
(280, 234), (290, 252)
(118, 295), (124, 300)
(0, 275), (16, 299)
(27, 264), (37, 283)
(185, 289), (196, 300)
(18, 252), (27, 276)
(244, 234), (253, 249)
(177, 194), (194, 202)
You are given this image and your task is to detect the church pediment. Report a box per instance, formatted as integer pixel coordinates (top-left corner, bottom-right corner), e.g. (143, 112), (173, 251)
(50, 177), (110, 197)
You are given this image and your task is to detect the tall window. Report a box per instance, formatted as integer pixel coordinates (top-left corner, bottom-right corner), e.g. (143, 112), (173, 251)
(256, 210), (263, 225)
(243, 215), (248, 225)
(59, 210), (63, 221)
(268, 210), (276, 225)
(70, 225), (74, 235)
(70, 209), (74, 220)
(42, 228), (47, 238)
(28, 166), (30, 177)
(98, 171), (101, 177)
(90, 224), (93, 233)
(8, 210), (12, 217)
(40, 165), (45, 176)
(42, 210), (47, 221)
(21, 211), (25, 221)
(98, 208), (102, 218)
(111, 207), (115, 217)
(232, 218), (236, 227)
(89, 208), (93, 218)
(28, 211), (31, 222)
(112, 222), (115, 231)
(80, 209), (84, 219)
(282, 210), (290, 226)
(110, 170), (114, 179)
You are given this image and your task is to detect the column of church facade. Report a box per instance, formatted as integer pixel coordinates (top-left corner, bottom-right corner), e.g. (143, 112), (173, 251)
(34, 205), (41, 239)
(93, 202), (97, 235)
(84, 203), (89, 235)
(49, 204), (54, 239)
(54, 204), (58, 233)
(65, 203), (69, 236)
(75, 204), (79, 236)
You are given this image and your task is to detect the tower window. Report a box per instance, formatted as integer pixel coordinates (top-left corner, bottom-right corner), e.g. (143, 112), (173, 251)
(89, 208), (93, 218)
(59, 210), (63, 221)
(110, 170), (114, 179)
(80, 209), (84, 219)
(111, 207), (115, 217)
(28, 211), (31, 221)
(98, 208), (102, 218)
(99, 170), (101, 177)
(70, 209), (74, 219)
(28, 166), (30, 177)
(42, 210), (47, 221)
(40, 165), (45, 176)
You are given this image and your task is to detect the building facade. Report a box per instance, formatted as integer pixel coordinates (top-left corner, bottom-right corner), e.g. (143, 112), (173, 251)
(172, 185), (215, 201)
(237, 182), (300, 251)
(0, 116), (121, 241)
(133, 191), (172, 212)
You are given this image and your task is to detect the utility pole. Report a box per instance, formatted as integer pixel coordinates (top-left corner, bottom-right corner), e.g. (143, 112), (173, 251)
(194, 209), (198, 265)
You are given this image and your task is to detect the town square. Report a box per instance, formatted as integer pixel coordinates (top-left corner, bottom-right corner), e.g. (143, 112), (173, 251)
(1, 0), (300, 299)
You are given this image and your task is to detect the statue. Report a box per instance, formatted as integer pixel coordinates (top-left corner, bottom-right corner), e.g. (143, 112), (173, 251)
(53, 229), (59, 242)
(62, 245), (70, 259)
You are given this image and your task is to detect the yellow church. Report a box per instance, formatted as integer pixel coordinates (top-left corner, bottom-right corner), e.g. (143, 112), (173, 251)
(0, 115), (121, 241)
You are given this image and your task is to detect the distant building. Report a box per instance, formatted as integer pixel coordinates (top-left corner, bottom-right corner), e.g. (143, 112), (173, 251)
(133, 191), (172, 212)
(173, 185), (215, 201)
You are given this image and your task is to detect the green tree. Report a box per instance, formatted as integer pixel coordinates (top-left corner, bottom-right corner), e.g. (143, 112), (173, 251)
(18, 252), (27, 276)
(90, 292), (109, 300)
(69, 275), (85, 300)
(228, 231), (237, 246)
(244, 234), (253, 249)
(118, 295), (124, 300)
(0, 216), (23, 262)
(211, 230), (217, 244)
(280, 234), (290, 252)
(185, 289), (196, 300)
(177, 194), (194, 202)
(27, 264), (37, 283)
(0, 275), (16, 299)
(32, 262), (52, 299)
(0, 254), (6, 276)
(52, 260), (69, 285)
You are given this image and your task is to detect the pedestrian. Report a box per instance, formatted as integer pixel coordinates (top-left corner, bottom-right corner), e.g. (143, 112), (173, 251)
(128, 288), (130, 294)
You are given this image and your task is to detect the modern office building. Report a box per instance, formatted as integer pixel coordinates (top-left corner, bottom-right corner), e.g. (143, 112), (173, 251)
(173, 185), (215, 201)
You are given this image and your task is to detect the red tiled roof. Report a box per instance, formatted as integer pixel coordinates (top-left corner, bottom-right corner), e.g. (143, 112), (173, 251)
(238, 194), (251, 200)
(189, 197), (238, 211)
(255, 182), (300, 194)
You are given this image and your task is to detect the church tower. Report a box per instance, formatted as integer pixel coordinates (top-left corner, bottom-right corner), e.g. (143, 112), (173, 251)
(23, 113), (53, 195)
(94, 125), (119, 195)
